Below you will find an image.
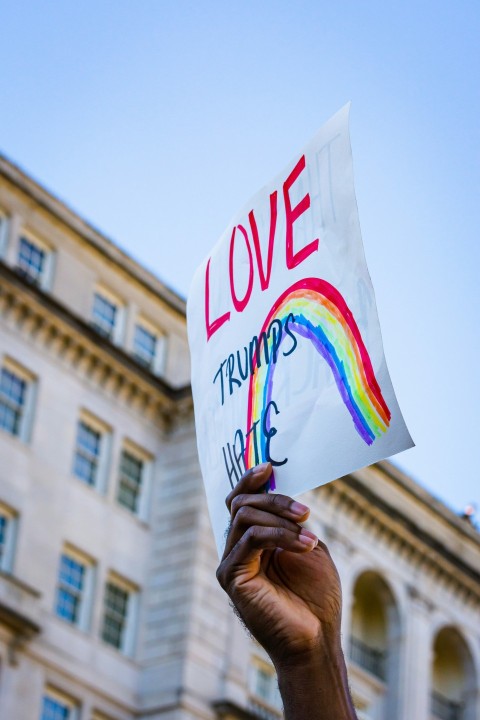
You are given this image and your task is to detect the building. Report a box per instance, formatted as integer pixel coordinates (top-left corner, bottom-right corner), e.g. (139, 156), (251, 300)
(0, 153), (479, 720)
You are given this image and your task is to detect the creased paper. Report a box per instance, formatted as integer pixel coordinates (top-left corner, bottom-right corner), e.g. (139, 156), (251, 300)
(187, 105), (414, 556)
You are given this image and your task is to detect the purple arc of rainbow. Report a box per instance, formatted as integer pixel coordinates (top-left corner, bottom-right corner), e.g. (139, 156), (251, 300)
(245, 278), (391, 486)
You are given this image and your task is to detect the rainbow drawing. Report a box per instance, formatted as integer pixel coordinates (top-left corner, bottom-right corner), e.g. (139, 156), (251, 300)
(245, 278), (391, 479)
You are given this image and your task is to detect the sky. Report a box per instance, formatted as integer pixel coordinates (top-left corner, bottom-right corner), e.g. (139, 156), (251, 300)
(1, 1), (479, 516)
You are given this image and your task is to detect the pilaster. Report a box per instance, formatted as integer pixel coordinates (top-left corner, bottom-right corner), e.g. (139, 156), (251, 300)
(400, 586), (433, 720)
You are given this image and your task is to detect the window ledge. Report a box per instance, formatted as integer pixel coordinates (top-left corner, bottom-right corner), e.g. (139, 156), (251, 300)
(247, 697), (283, 720)
(96, 637), (138, 665)
(0, 572), (41, 664)
(114, 502), (150, 529)
(0, 569), (41, 597)
(213, 699), (265, 720)
(0, 426), (32, 452)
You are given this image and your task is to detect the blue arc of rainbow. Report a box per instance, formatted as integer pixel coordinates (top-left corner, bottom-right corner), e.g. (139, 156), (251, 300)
(245, 278), (391, 474)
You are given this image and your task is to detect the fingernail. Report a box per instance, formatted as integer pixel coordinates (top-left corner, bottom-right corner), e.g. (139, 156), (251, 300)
(300, 528), (318, 545)
(291, 501), (310, 517)
(298, 533), (317, 546)
(268, 470), (276, 491)
(251, 462), (270, 476)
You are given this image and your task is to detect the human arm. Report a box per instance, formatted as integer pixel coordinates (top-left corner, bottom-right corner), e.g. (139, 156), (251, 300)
(216, 462), (357, 720)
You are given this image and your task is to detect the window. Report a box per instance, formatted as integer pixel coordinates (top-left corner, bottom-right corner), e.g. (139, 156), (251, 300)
(72, 412), (111, 492)
(133, 324), (155, 368)
(117, 450), (142, 513)
(92, 293), (116, 339)
(0, 209), (8, 258)
(55, 547), (95, 630)
(117, 444), (152, 518)
(40, 689), (78, 720)
(18, 236), (45, 281)
(249, 657), (282, 711)
(350, 636), (386, 680)
(0, 504), (17, 573)
(0, 359), (36, 442)
(101, 575), (138, 655)
(431, 627), (474, 720)
(350, 572), (392, 682)
(73, 421), (101, 485)
(91, 288), (124, 344)
(16, 232), (54, 289)
(0, 366), (26, 436)
(132, 318), (166, 375)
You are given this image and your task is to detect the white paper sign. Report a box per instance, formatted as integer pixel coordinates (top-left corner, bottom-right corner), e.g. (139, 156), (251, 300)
(187, 105), (414, 556)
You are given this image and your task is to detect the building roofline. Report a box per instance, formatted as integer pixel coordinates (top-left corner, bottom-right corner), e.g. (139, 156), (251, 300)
(340, 473), (480, 589)
(1, 154), (475, 546)
(0, 151), (187, 317)
(373, 460), (479, 545)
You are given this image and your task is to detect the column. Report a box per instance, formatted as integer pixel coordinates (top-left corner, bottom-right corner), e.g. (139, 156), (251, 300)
(400, 586), (433, 720)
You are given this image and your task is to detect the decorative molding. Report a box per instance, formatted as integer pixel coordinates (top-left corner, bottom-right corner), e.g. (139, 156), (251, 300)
(407, 584), (435, 613)
(0, 570), (41, 598)
(324, 524), (356, 556)
(318, 477), (480, 606)
(374, 461), (480, 544)
(0, 261), (192, 429)
(0, 601), (40, 666)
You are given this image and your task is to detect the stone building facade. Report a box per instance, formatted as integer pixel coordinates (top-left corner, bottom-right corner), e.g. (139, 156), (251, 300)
(0, 154), (479, 720)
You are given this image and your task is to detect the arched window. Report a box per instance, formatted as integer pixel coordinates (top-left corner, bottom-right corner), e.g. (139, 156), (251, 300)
(431, 627), (477, 720)
(349, 571), (401, 718)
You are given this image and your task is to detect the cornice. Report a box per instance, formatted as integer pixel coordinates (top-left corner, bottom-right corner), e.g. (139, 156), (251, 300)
(0, 153), (186, 318)
(319, 475), (480, 606)
(0, 261), (192, 426)
(372, 460), (480, 545)
(0, 570), (41, 598)
(0, 601), (40, 637)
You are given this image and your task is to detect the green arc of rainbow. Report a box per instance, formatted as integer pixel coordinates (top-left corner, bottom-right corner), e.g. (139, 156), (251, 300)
(245, 278), (391, 477)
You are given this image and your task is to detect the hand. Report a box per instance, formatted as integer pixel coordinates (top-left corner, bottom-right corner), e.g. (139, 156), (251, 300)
(216, 462), (343, 668)
(216, 463), (357, 719)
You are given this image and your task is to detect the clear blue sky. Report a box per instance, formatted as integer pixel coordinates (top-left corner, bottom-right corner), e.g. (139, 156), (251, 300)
(1, 1), (479, 515)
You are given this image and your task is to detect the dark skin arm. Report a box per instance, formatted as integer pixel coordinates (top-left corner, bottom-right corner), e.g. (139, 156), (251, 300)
(216, 463), (357, 720)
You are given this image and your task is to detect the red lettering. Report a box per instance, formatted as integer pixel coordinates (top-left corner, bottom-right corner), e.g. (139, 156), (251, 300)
(205, 156), (320, 341)
(283, 154), (319, 269)
(248, 191), (278, 291)
(205, 258), (230, 341)
(229, 225), (254, 313)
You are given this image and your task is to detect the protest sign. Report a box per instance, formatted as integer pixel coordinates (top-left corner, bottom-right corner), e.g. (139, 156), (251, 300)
(187, 105), (414, 556)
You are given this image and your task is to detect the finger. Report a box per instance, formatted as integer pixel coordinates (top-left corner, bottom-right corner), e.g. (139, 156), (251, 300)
(217, 525), (318, 588)
(223, 506), (305, 558)
(225, 462), (272, 512)
(231, 492), (310, 523)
